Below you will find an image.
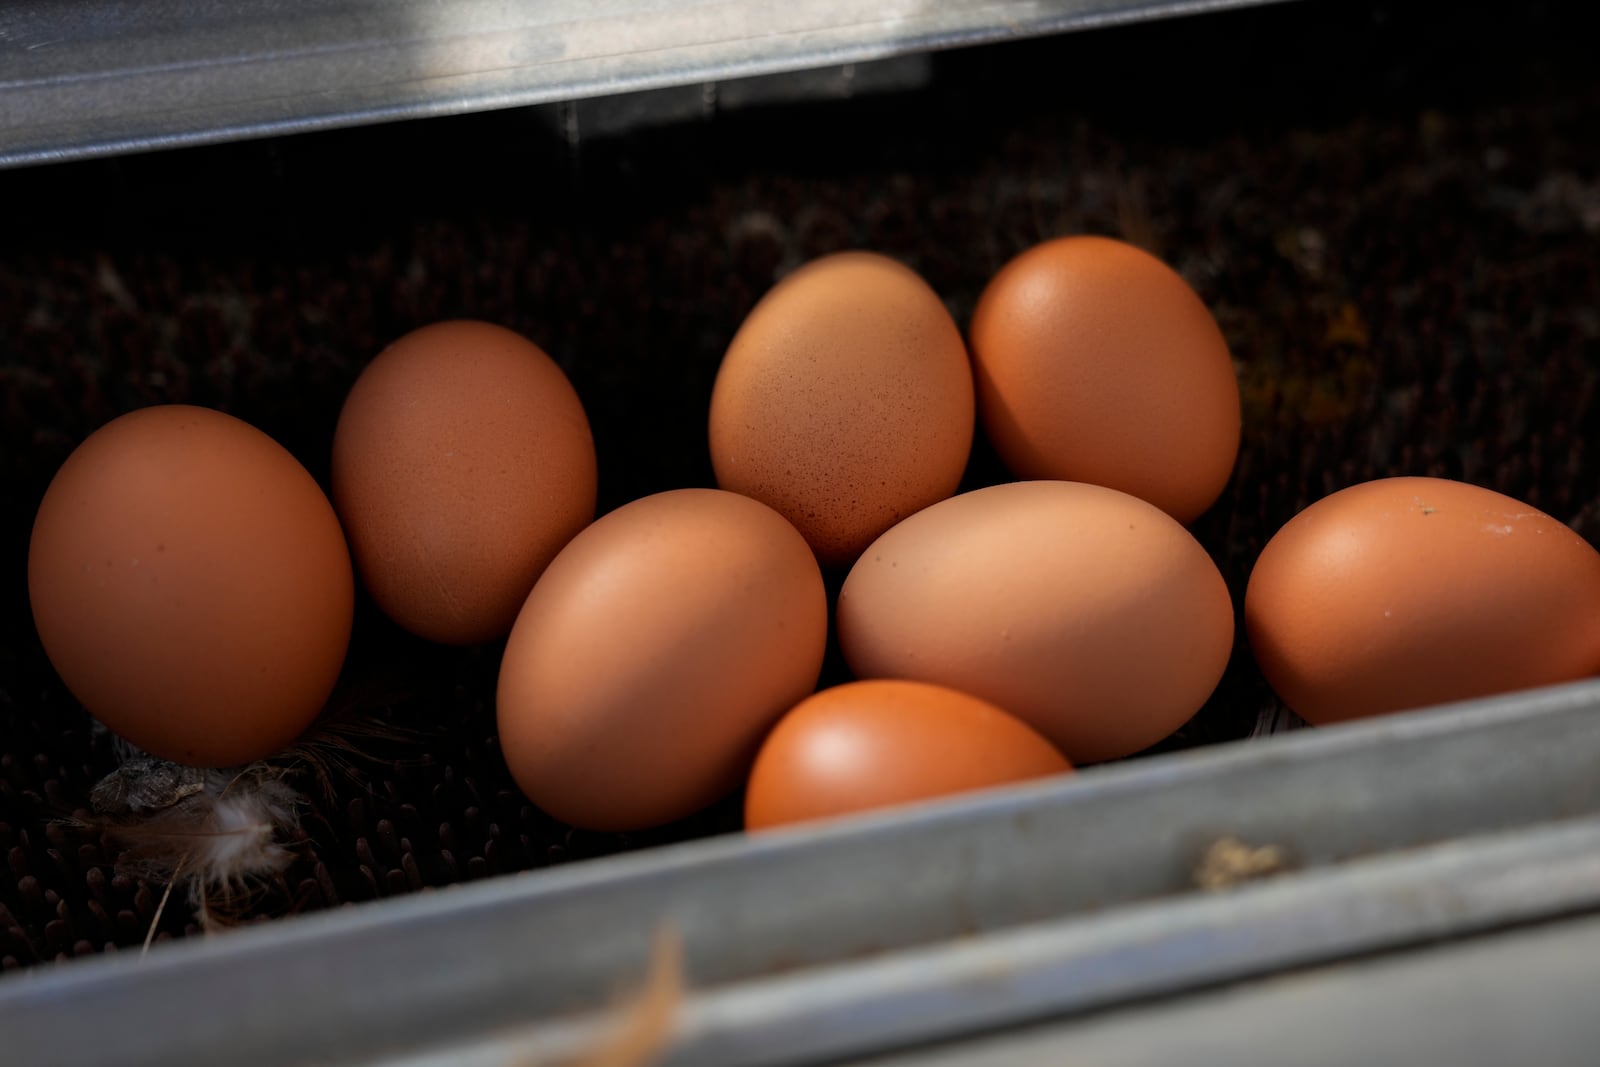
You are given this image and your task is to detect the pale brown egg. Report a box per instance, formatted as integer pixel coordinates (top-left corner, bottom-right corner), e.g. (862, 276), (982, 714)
(745, 679), (1071, 831)
(27, 405), (354, 767)
(837, 480), (1234, 763)
(1246, 476), (1600, 724)
(968, 236), (1240, 524)
(332, 320), (597, 646)
(497, 489), (828, 831)
(708, 252), (974, 568)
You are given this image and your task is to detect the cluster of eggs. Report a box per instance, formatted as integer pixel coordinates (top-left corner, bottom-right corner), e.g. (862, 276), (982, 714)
(28, 236), (1600, 835)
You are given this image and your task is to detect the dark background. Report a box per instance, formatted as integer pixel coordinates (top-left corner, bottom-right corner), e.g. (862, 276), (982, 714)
(2, 0), (1598, 965)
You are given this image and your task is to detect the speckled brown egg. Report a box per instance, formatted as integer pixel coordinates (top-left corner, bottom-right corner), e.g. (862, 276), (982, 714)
(837, 480), (1234, 763)
(969, 236), (1240, 524)
(27, 405), (354, 767)
(1246, 476), (1600, 724)
(708, 252), (975, 568)
(745, 679), (1072, 831)
(332, 321), (597, 645)
(497, 489), (828, 832)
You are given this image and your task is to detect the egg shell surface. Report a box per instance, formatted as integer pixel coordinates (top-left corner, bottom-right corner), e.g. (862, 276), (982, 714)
(709, 252), (975, 567)
(497, 488), (828, 831)
(837, 480), (1234, 763)
(745, 679), (1071, 831)
(27, 405), (354, 767)
(968, 235), (1240, 524)
(332, 320), (597, 645)
(1245, 476), (1600, 724)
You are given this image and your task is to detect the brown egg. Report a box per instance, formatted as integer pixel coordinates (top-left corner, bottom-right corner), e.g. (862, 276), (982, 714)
(745, 680), (1071, 831)
(1246, 476), (1600, 724)
(27, 405), (354, 767)
(332, 320), (597, 645)
(968, 236), (1240, 524)
(497, 489), (828, 831)
(838, 480), (1234, 763)
(709, 252), (974, 568)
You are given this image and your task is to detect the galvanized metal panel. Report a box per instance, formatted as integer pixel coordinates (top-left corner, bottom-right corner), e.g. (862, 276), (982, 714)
(3, 679), (1600, 1066)
(383, 818), (1600, 1067)
(845, 913), (1600, 1067)
(0, 0), (1294, 167)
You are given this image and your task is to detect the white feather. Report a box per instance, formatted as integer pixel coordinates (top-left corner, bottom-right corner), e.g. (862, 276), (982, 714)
(183, 776), (299, 890)
(94, 765), (304, 920)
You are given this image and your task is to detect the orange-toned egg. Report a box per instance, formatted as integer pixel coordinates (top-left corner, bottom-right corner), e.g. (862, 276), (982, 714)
(709, 252), (974, 568)
(838, 480), (1234, 763)
(969, 236), (1240, 524)
(497, 489), (828, 831)
(27, 405), (354, 767)
(1246, 476), (1600, 724)
(332, 321), (597, 646)
(745, 680), (1071, 831)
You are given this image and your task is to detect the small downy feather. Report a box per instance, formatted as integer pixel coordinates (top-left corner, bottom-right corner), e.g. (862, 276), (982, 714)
(1249, 702), (1309, 738)
(91, 764), (303, 929)
(509, 924), (683, 1067)
(81, 704), (422, 936)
